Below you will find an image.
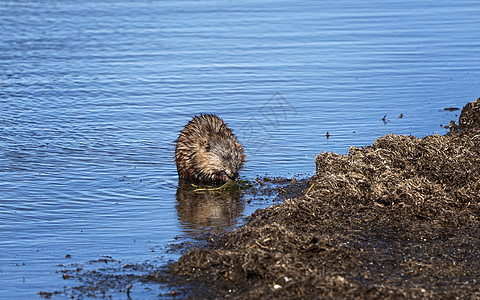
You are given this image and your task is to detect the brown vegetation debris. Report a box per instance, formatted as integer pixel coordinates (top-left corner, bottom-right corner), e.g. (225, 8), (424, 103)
(162, 98), (480, 299)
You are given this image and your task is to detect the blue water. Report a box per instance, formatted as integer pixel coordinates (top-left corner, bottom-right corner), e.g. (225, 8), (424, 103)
(1, 0), (480, 298)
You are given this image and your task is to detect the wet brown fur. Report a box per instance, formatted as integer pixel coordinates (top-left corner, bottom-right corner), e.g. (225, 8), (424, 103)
(175, 114), (246, 183)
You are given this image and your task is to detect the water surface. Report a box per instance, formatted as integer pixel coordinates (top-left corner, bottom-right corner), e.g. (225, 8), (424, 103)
(1, 0), (479, 298)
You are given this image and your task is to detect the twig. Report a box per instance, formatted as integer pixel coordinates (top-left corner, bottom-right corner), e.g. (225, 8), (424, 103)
(305, 183), (315, 197)
(126, 284), (133, 299)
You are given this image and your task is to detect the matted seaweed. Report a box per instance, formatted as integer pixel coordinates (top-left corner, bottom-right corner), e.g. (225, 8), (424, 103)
(161, 97), (480, 299)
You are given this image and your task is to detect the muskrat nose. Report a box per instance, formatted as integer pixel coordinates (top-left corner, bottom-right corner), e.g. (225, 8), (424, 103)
(228, 172), (240, 180)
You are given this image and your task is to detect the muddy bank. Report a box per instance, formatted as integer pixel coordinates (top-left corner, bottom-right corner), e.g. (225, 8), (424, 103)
(160, 98), (480, 299)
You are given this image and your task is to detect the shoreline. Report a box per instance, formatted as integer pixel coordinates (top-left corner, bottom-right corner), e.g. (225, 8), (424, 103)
(158, 97), (480, 299)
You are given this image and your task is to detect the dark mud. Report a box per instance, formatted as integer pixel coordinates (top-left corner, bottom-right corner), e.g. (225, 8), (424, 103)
(159, 97), (480, 299)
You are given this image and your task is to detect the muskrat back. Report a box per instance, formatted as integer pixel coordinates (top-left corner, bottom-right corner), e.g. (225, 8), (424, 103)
(174, 114), (246, 183)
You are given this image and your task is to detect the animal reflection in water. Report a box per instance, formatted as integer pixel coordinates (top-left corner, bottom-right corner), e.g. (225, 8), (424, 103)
(175, 181), (245, 234)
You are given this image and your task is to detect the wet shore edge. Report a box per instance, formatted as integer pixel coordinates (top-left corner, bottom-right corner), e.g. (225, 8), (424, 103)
(154, 97), (480, 299)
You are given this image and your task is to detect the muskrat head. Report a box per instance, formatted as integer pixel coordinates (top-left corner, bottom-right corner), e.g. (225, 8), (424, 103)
(175, 114), (246, 183)
(196, 133), (245, 183)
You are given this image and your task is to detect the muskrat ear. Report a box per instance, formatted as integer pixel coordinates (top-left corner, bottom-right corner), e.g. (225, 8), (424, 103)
(205, 144), (211, 152)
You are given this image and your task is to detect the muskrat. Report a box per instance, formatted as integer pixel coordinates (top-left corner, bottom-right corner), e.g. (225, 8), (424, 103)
(174, 114), (246, 183)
